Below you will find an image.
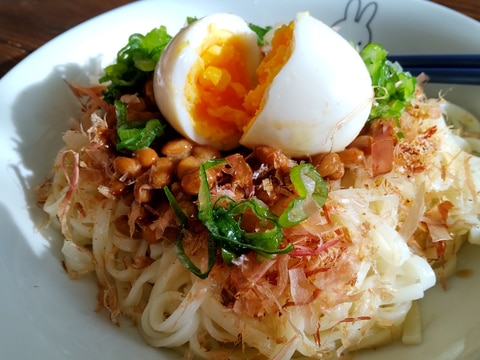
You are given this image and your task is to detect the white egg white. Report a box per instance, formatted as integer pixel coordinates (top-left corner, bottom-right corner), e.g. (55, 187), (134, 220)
(153, 13), (261, 150)
(240, 12), (373, 157)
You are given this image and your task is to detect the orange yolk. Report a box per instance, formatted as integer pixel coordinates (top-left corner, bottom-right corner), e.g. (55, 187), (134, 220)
(185, 23), (294, 143)
(186, 31), (254, 142)
(243, 23), (294, 123)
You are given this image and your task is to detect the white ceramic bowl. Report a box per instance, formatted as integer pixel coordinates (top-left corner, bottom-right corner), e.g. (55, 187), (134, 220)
(1, 1), (479, 359)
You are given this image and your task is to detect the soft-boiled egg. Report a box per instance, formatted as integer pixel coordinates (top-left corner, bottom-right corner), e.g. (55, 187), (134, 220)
(153, 13), (261, 151)
(240, 12), (373, 157)
(154, 12), (373, 156)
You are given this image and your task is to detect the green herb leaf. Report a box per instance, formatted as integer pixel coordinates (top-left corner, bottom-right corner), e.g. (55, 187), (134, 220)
(248, 23), (272, 46)
(164, 159), (326, 277)
(175, 229), (217, 279)
(360, 43), (417, 122)
(197, 158), (228, 225)
(165, 157), (293, 278)
(197, 159), (293, 266)
(164, 186), (187, 227)
(279, 164), (328, 227)
(186, 16), (198, 25)
(115, 101), (164, 151)
(100, 26), (172, 103)
(164, 186), (216, 279)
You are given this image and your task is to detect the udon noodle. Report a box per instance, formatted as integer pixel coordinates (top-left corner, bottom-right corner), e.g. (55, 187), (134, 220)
(39, 79), (480, 359)
(38, 21), (480, 358)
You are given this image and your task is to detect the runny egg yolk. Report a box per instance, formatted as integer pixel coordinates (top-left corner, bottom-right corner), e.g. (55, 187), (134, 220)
(182, 21), (295, 145)
(186, 31), (255, 142)
(153, 13), (262, 151)
(239, 11), (373, 156)
(154, 12), (372, 154)
(243, 22), (294, 120)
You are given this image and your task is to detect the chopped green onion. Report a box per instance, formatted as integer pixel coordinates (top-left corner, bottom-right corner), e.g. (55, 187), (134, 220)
(279, 163), (328, 227)
(164, 160), (328, 277)
(164, 157), (292, 278)
(198, 159), (293, 264)
(197, 158), (227, 224)
(360, 43), (417, 123)
(164, 186), (216, 279)
(211, 196), (290, 260)
(186, 16), (198, 25)
(100, 26), (172, 103)
(248, 23), (272, 46)
(163, 186), (187, 227)
(114, 101), (164, 152)
(175, 229), (217, 279)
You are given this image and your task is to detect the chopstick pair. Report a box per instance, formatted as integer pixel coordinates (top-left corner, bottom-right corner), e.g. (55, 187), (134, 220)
(387, 54), (480, 85)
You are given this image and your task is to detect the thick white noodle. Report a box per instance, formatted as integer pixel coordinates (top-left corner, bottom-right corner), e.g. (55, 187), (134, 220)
(43, 105), (480, 359)
(140, 267), (208, 348)
(91, 199), (115, 284)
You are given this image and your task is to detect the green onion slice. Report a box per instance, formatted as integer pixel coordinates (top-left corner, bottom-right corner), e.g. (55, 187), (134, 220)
(114, 100), (164, 152)
(164, 186), (216, 279)
(198, 159), (293, 263)
(360, 43), (417, 124)
(165, 160), (328, 278)
(248, 23), (272, 46)
(279, 163), (328, 227)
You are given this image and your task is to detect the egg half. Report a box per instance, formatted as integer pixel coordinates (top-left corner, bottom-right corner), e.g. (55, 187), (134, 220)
(153, 13), (261, 150)
(154, 12), (373, 156)
(240, 12), (373, 157)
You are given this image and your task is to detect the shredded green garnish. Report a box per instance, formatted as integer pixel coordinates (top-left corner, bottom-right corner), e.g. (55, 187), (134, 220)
(248, 23), (272, 46)
(164, 186), (187, 227)
(164, 158), (296, 278)
(100, 26), (172, 104)
(279, 163), (329, 227)
(164, 159), (331, 278)
(360, 43), (417, 123)
(164, 186), (217, 279)
(186, 16), (198, 25)
(197, 159), (293, 264)
(115, 101), (164, 152)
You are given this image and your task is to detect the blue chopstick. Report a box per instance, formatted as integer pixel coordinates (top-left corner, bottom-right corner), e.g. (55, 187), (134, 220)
(388, 54), (480, 68)
(387, 54), (480, 85)
(400, 67), (480, 85)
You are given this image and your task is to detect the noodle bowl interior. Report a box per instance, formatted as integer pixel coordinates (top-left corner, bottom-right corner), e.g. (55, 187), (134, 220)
(38, 11), (480, 360)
